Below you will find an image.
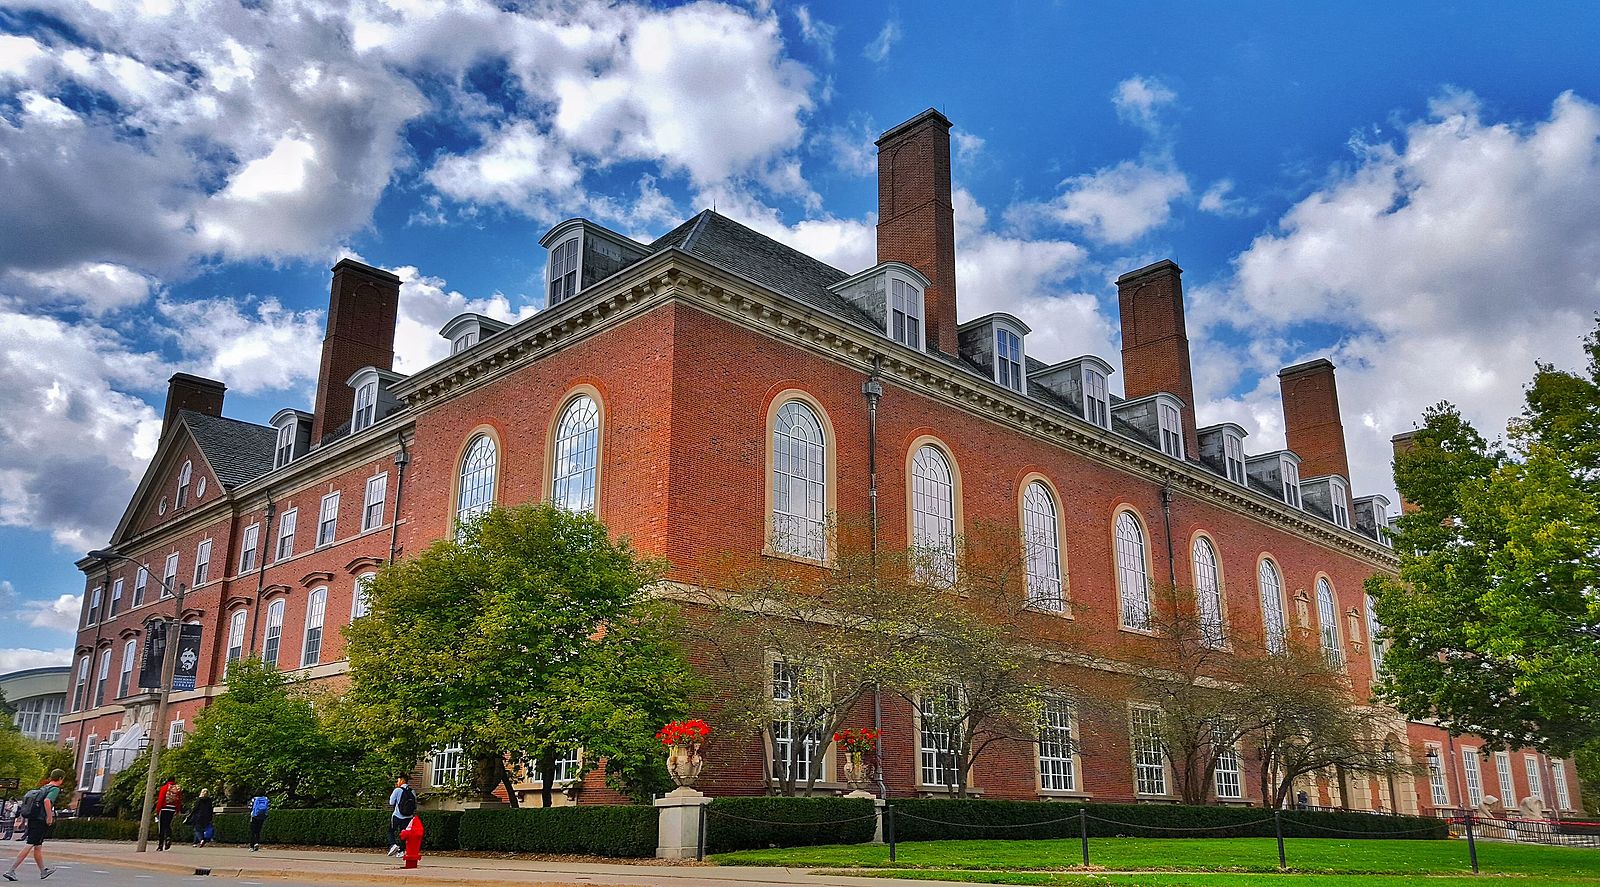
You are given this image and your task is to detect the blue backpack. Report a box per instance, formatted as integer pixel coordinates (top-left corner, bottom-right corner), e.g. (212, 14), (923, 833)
(250, 796), (269, 817)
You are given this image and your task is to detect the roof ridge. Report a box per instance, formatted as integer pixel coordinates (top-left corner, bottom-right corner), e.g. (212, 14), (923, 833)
(179, 409), (272, 432)
(681, 209), (713, 253)
(700, 211), (849, 278)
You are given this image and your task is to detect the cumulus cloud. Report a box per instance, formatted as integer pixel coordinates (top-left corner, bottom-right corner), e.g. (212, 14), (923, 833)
(1113, 75), (1178, 135)
(157, 296), (326, 397)
(863, 18), (902, 64)
(1008, 160), (1190, 245)
(1, 263), (157, 314)
(1197, 179), (1255, 217)
(0, 647), (72, 672)
(388, 265), (540, 374)
(17, 593), (82, 633)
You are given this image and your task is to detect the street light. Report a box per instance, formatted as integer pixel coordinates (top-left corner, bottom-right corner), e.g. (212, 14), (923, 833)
(87, 549), (185, 854)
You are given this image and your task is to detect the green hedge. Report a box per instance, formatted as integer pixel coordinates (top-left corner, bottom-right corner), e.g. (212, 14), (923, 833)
(458, 806), (657, 857)
(51, 819), (142, 841)
(705, 796), (877, 853)
(887, 799), (1447, 841)
(55, 810), (459, 851)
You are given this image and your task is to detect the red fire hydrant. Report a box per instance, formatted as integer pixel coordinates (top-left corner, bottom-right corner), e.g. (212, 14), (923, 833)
(399, 815), (424, 869)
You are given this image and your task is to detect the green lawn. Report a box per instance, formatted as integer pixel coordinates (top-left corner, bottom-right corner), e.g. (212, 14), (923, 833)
(827, 873), (1600, 887)
(712, 837), (1600, 879)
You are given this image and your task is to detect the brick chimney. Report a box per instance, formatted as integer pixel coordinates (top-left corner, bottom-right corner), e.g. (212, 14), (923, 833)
(1117, 260), (1198, 458)
(1279, 359), (1352, 483)
(1390, 430), (1420, 514)
(877, 109), (958, 355)
(162, 373), (225, 438)
(311, 259), (400, 445)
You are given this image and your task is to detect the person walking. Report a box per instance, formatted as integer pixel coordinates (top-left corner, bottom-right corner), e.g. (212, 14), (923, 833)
(247, 792), (269, 852)
(385, 776), (417, 857)
(187, 790), (214, 847)
(0, 801), (13, 842)
(4, 769), (64, 881)
(154, 777), (182, 851)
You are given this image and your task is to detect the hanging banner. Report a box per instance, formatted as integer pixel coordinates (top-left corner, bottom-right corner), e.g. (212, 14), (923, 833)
(173, 623), (203, 691)
(138, 625), (166, 690)
(138, 622), (204, 691)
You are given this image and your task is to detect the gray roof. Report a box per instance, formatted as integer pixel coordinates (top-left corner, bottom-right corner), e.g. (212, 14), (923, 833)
(181, 411), (276, 489)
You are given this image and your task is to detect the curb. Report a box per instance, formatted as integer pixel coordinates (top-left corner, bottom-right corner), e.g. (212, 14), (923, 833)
(47, 848), (558, 886)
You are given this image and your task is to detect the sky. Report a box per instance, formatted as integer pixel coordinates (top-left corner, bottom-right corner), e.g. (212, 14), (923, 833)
(2, 0), (1599, 670)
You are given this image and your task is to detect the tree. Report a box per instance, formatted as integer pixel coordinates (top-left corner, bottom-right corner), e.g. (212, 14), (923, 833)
(0, 687), (13, 720)
(0, 730), (46, 794)
(1576, 739), (1600, 817)
(165, 659), (386, 807)
(343, 502), (694, 806)
(1371, 319), (1600, 753)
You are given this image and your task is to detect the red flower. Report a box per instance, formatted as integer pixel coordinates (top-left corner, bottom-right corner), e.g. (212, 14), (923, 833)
(657, 719), (712, 746)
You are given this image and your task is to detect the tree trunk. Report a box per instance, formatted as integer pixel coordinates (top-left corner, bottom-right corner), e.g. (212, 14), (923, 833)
(538, 749), (557, 808)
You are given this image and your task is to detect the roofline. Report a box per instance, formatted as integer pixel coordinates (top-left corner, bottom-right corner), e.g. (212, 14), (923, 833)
(0, 666), (71, 681)
(1198, 422), (1249, 438)
(957, 312), (1033, 336)
(876, 108), (952, 146)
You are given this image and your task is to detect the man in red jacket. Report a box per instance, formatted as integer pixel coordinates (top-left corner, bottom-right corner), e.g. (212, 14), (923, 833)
(155, 778), (183, 852)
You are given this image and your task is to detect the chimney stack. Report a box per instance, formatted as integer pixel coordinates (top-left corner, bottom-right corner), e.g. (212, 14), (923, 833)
(877, 109), (958, 355)
(311, 259), (400, 445)
(162, 373), (226, 438)
(1390, 430), (1420, 514)
(1279, 359), (1352, 483)
(1117, 260), (1198, 458)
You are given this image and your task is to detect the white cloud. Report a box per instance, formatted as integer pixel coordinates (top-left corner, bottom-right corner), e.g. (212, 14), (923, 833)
(17, 593), (82, 633)
(813, 119), (877, 177)
(1, 262), (157, 313)
(389, 266), (539, 375)
(952, 130), (986, 165)
(862, 19), (902, 64)
(794, 5), (837, 62)
(1113, 75), (1178, 134)
(426, 120), (586, 219)
(1008, 160), (1190, 245)
(0, 648), (72, 672)
(1198, 179), (1255, 217)
(157, 296), (325, 397)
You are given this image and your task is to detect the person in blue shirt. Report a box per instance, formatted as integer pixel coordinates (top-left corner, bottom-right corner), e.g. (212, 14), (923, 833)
(248, 793), (269, 852)
(385, 776), (417, 857)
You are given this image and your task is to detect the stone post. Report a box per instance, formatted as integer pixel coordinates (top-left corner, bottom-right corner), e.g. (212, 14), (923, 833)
(655, 786), (712, 859)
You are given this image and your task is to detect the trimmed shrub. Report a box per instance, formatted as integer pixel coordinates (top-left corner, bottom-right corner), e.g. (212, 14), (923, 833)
(207, 809), (461, 850)
(458, 806), (657, 857)
(705, 796), (877, 853)
(51, 818), (141, 841)
(888, 799), (1447, 842)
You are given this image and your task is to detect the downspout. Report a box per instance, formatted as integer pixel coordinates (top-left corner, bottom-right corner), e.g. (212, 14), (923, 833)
(861, 358), (888, 801)
(388, 433), (410, 565)
(1159, 482), (1178, 590)
(249, 493), (275, 652)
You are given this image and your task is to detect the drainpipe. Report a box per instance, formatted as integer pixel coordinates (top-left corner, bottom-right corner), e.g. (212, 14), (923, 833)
(1159, 482), (1178, 590)
(861, 357), (888, 801)
(388, 433), (410, 565)
(249, 494), (275, 652)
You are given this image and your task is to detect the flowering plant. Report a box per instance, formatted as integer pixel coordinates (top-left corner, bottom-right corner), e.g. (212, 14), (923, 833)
(656, 719), (712, 747)
(832, 728), (881, 754)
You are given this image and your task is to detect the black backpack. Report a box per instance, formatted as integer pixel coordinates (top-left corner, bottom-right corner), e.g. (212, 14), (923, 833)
(16, 788), (48, 822)
(397, 786), (417, 817)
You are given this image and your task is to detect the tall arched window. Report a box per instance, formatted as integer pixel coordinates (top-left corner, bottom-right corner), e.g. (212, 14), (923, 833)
(1316, 578), (1343, 667)
(1115, 511), (1151, 630)
(771, 401), (826, 560)
(302, 587), (328, 667)
(550, 396), (600, 513)
(263, 599), (286, 668)
(456, 434), (498, 529)
(176, 460), (193, 508)
(226, 609), (247, 670)
(1192, 536), (1225, 646)
(1258, 559), (1287, 653)
(1022, 481), (1063, 611)
(911, 444), (956, 584)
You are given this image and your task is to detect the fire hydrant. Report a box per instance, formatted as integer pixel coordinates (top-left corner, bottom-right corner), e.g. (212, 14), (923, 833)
(399, 815), (424, 869)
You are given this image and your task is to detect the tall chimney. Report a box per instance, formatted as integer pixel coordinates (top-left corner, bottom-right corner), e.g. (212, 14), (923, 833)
(1279, 359), (1352, 484)
(1117, 260), (1198, 458)
(311, 259), (400, 445)
(162, 373), (226, 438)
(1390, 430), (1420, 514)
(876, 109), (958, 355)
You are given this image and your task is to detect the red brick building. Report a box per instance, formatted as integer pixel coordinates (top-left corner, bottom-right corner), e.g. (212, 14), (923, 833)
(61, 110), (1580, 817)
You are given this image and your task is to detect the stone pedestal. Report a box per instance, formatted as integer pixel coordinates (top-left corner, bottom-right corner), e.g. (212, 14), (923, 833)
(654, 786), (712, 859)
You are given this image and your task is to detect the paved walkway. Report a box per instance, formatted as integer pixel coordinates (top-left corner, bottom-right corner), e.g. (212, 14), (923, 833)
(44, 841), (931, 887)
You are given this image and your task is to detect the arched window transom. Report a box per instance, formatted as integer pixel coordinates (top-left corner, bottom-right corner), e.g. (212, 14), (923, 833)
(771, 401), (826, 560)
(1022, 481), (1063, 611)
(456, 434), (498, 530)
(1316, 578), (1343, 667)
(1115, 511), (1152, 630)
(911, 444), (956, 584)
(551, 396), (600, 514)
(1258, 559), (1287, 653)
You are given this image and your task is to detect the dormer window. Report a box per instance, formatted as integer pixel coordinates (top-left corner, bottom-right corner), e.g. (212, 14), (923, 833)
(548, 238), (579, 306)
(451, 331), (477, 354)
(352, 381), (377, 433)
(996, 327), (1023, 392)
(1158, 401), (1183, 459)
(275, 423), (295, 468)
(1329, 477), (1350, 529)
(1223, 432), (1246, 484)
(271, 409), (311, 468)
(1282, 458), (1301, 508)
(345, 368), (404, 436)
(1084, 368), (1109, 428)
(891, 278), (923, 349)
(440, 313), (510, 359)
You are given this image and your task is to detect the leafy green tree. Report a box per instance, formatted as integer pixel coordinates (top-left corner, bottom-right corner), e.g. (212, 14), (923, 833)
(1576, 739), (1600, 817)
(343, 502), (693, 806)
(1370, 319), (1600, 754)
(0, 687), (13, 720)
(0, 729), (46, 793)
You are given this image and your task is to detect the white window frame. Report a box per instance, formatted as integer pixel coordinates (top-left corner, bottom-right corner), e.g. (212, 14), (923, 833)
(889, 276), (924, 350)
(1494, 751), (1515, 807)
(226, 609), (248, 670)
(263, 599), (285, 667)
(317, 492), (340, 548)
(362, 474), (388, 532)
(770, 660), (820, 784)
(1316, 578), (1343, 668)
(1281, 457), (1302, 508)
(1157, 401), (1184, 459)
(548, 236), (580, 306)
(1114, 511), (1152, 631)
(553, 748), (582, 784)
(1330, 477), (1350, 529)
(456, 434), (498, 531)
(353, 573), (375, 620)
(995, 326), (1024, 392)
(451, 331), (477, 355)
(1462, 747), (1484, 806)
(133, 566), (148, 607)
(1426, 745), (1450, 806)
(162, 552), (180, 597)
(771, 400), (826, 561)
(1192, 536), (1226, 647)
(72, 656), (89, 712)
(918, 684), (963, 788)
(1213, 727), (1243, 800)
(168, 719), (185, 748)
(1524, 755), (1545, 806)
(276, 508), (297, 561)
(109, 578), (123, 618)
(910, 444), (957, 585)
(194, 539), (212, 586)
(86, 584), (102, 626)
(302, 587), (327, 667)
(176, 460), (192, 508)
(94, 647), (111, 708)
(81, 734), (98, 786)
(118, 638), (135, 698)
(1258, 559), (1287, 654)
(1223, 432), (1246, 485)
(1365, 593), (1386, 679)
(1038, 697), (1077, 792)
(431, 744), (465, 787)
(240, 523), (260, 573)
(275, 422), (296, 468)
(1083, 368), (1109, 429)
(1130, 705), (1167, 797)
(551, 395), (602, 515)
(1552, 759), (1572, 810)
(1022, 481), (1064, 612)
(351, 380), (378, 433)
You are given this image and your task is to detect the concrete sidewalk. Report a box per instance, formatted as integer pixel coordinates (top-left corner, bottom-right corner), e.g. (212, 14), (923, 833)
(45, 840), (929, 887)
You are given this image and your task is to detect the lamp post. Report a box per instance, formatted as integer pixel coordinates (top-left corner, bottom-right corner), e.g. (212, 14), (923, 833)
(88, 549), (185, 854)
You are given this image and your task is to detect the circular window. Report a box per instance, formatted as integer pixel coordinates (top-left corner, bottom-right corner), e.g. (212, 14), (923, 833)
(196, 477), (207, 499)
(158, 497), (168, 515)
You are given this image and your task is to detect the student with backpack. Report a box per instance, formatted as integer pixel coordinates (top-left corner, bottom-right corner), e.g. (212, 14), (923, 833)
(4, 769), (64, 881)
(154, 778), (183, 851)
(385, 776), (417, 857)
(247, 792), (269, 852)
(186, 789), (214, 847)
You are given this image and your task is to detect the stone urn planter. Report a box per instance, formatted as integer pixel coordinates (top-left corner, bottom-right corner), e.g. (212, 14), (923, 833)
(657, 719), (712, 789)
(841, 751), (878, 791)
(833, 727), (882, 793)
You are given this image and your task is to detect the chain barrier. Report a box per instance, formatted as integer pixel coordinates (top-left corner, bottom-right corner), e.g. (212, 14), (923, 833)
(704, 809), (880, 825)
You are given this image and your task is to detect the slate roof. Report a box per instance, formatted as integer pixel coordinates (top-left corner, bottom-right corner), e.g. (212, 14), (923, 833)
(180, 410), (277, 489)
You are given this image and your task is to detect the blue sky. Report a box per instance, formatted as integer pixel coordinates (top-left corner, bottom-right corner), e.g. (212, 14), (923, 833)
(3, 0), (1599, 668)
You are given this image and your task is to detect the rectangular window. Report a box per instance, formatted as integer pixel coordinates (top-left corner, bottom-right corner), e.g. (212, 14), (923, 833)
(1330, 478), (1351, 529)
(193, 539), (212, 586)
(553, 748), (581, 784)
(94, 648), (111, 708)
(362, 473), (388, 531)
(1224, 433), (1246, 484)
(1494, 751), (1514, 807)
(1282, 459), (1302, 508)
(919, 685), (962, 788)
(317, 492), (339, 547)
(276, 509), (297, 561)
(431, 745), (464, 787)
(548, 238), (579, 305)
(1038, 698), (1076, 792)
(1552, 759), (1572, 810)
(352, 381), (377, 432)
(1524, 756), (1545, 805)
(995, 328), (1023, 392)
(1158, 402), (1184, 459)
(302, 590), (327, 667)
(890, 278), (922, 350)
(771, 661), (818, 784)
(133, 566), (148, 607)
(162, 552), (179, 597)
(168, 720), (185, 748)
(1427, 747), (1450, 806)
(81, 735), (98, 787)
(1213, 727), (1243, 799)
(109, 578), (123, 618)
(1130, 706), (1167, 796)
(118, 639), (135, 698)
(13, 696), (63, 743)
(1083, 369), (1109, 428)
(86, 584), (103, 626)
(72, 656), (88, 712)
(1462, 748), (1483, 806)
(1365, 594), (1387, 680)
(239, 523), (259, 573)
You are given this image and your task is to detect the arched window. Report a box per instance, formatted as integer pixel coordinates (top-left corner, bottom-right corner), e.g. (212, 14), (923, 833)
(352, 573), (375, 620)
(176, 460), (192, 508)
(910, 444), (956, 584)
(1366, 593), (1388, 677)
(226, 609), (248, 670)
(771, 401), (827, 560)
(1192, 537), (1225, 647)
(1316, 578), (1343, 667)
(1258, 559), (1287, 653)
(263, 599), (286, 668)
(551, 396), (601, 514)
(1022, 481), (1063, 611)
(456, 434), (498, 529)
(302, 587), (328, 667)
(1115, 511), (1152, 630)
